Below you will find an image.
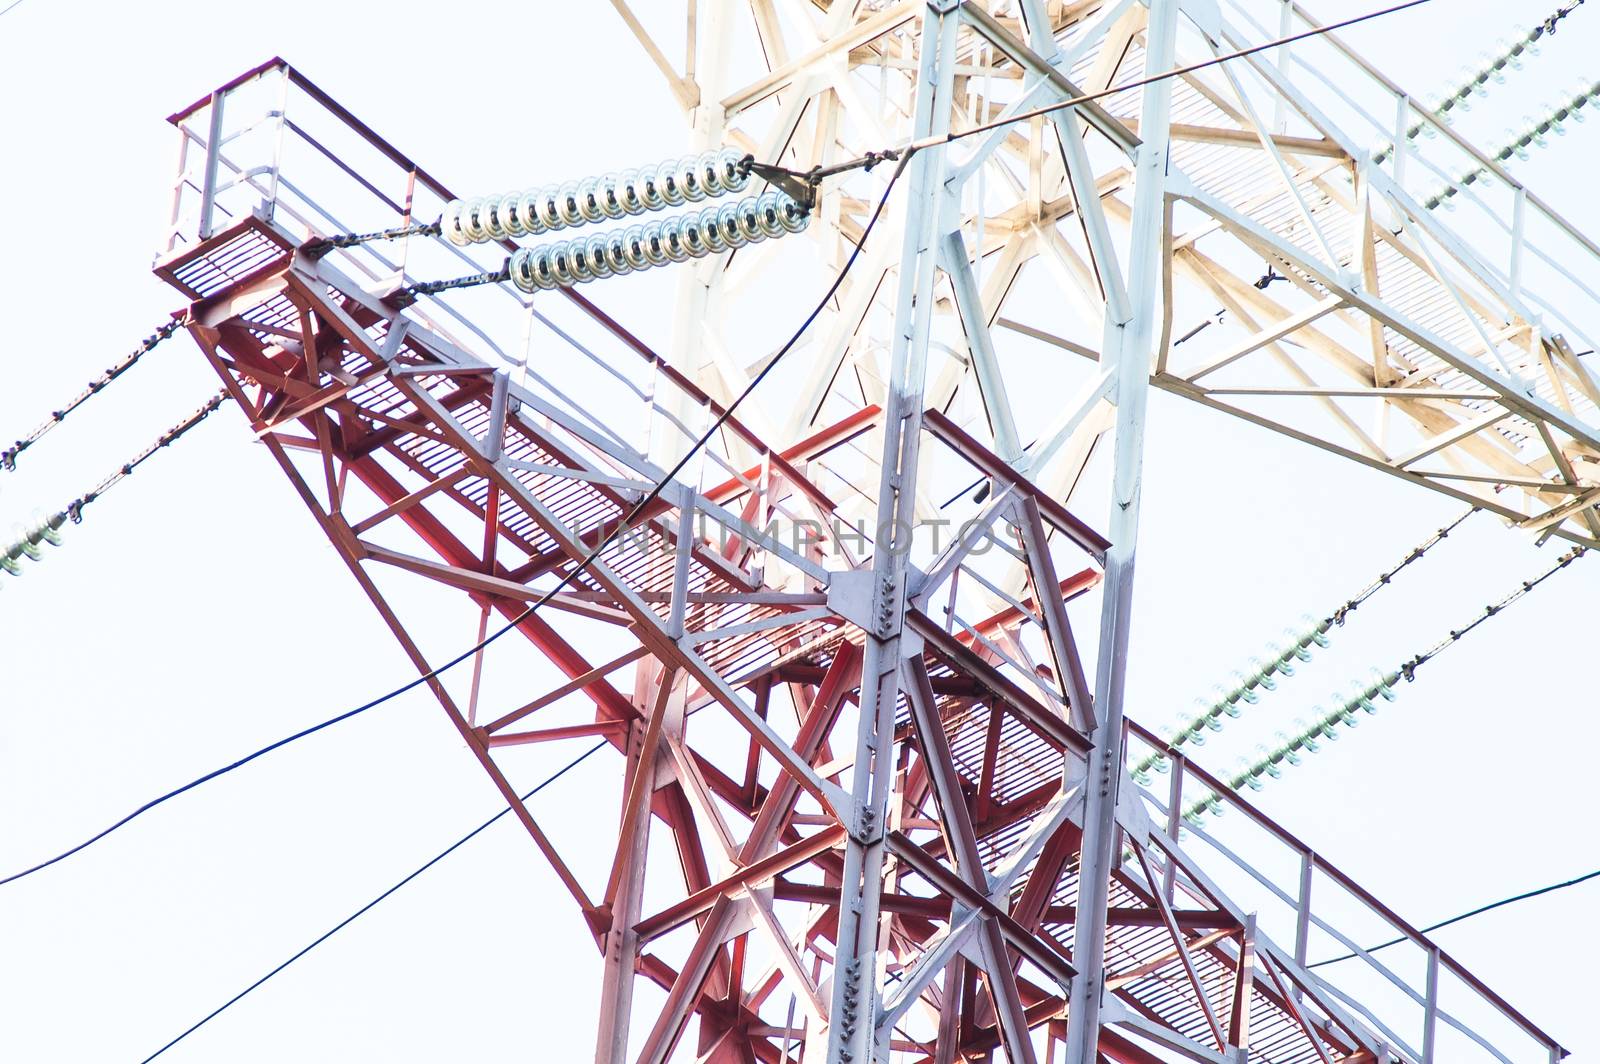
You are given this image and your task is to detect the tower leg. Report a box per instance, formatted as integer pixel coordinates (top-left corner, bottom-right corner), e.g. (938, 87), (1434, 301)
(1062, 1), (1178, 1061)
(824, 3), (961, 1062)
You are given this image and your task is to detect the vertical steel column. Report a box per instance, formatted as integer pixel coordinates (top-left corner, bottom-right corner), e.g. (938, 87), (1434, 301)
(1063, 2), (1178, 1061)
(675, 0), (732, 235)
(265, 67), (290, 223)
(593, 682), (661, 1064)
(1295, 849), (1314, 1000)
(1422, 947), (1440, 1063)
(595, 716), (649, 1056)
(825, 4), (960, 1062)
(661, 0), (733, 468)
(198, 89), (226, 241)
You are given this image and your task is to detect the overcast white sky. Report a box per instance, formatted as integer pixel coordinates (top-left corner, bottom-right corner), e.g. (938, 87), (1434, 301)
(1, 0), (1596, 1061)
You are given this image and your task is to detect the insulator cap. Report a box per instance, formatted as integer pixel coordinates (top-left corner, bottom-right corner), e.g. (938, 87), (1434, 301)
(1, 513), (65, 580)
(442, 149), (756, 248)
(507, 191), (810, 292)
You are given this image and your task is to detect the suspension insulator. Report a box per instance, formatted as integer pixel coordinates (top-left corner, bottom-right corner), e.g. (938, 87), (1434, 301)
(508, 191), (809, 292)
(1431, 80), (1600, 209)
(1, 513), (65, 581)
(441, 148), (752, 247)
(1256, 744), (1284, 778)
(1289, 721), (1320, 754)
(1273, 732), (1303, 766)
(1226, 672), (1261, 703)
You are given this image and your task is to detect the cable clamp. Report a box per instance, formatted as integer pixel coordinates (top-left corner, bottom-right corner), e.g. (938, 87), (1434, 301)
(860, 148), (901, 172)
(745, 160), (818, 211)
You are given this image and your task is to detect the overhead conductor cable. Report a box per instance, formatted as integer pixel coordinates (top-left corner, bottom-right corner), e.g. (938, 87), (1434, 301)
(1, 320), (184, 473)
(404, 0), (1433, 298)
(3, 0), (1441, 883)
(1376, 0), (1588, 163)
(0, 2), (1485, 1050)
(1132, 508), (1475, 782)
(0, 153), (913, 888)
(1183, 543), (1586, 821)
(1, 391), (230, 590)
(137, 738), (610, 1063)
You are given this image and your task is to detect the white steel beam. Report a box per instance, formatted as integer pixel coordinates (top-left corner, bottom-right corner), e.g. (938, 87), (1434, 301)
(825, 5), (960, 1061)
(1064, 2), (1178, 1061)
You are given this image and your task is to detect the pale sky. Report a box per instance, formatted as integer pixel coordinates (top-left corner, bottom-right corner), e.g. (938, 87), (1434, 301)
(0, 1), (1595, 1061)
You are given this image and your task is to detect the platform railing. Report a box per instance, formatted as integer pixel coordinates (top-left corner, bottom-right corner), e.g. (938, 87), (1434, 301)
(159, 58), (896, 588)
(1124, 721), (1564, 1063)
(1221, 0), (1600, 369)
(161, 52), (1565, 1064)
(159, 64), (1105, 606)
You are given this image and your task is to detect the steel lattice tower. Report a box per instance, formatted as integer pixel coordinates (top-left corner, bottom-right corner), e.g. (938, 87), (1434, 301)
(150, 1), (1593, 1060)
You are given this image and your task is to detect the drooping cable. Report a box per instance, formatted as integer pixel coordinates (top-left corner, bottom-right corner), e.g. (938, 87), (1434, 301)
(137, 739), (609, 1063)
(0, 156), (910, 887)
(1307, 866), (1600, 968)
(1, 319), (184, 473)
(65, 391), (230, 517)
(1180, 543), (1586, 819)
(1131, 507), (1475, 783)
(1, 390), (230, 590)
(404, 1), (1431, 298)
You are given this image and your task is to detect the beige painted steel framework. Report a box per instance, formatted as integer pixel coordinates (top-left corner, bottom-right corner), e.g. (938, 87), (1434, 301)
(149, 0), (1594, 1060)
